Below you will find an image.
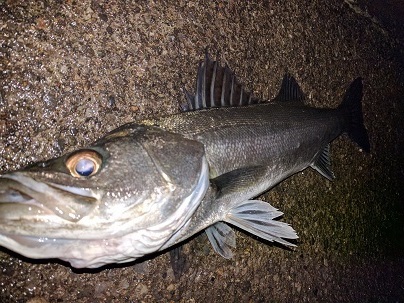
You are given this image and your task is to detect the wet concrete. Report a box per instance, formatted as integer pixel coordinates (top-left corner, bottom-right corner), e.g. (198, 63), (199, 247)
(0, 0), (403, 302)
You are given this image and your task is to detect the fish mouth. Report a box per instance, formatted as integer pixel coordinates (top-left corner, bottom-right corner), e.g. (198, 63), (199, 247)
(0, 172), (103, 266)
(0, 172), (98, 225)
(0, 172), (104, 266)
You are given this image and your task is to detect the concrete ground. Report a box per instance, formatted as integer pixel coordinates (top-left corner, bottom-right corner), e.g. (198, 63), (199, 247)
(0, 0), (403, 302)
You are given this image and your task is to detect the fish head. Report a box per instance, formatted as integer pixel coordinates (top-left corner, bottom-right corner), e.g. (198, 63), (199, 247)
(0, 124), (209, 268)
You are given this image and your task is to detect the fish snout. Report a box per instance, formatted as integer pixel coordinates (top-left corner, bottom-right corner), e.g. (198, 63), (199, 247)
(0, 172), (98, 222)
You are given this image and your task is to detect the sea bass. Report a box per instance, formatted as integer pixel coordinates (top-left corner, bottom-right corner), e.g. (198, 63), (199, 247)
(0, 53), (369, 268)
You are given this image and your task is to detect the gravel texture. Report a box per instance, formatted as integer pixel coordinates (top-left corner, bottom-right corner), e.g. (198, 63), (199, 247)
(0, 0), (403, 302)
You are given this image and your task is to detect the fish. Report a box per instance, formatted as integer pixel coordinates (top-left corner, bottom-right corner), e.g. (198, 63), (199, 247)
(0, 52), (370, 268)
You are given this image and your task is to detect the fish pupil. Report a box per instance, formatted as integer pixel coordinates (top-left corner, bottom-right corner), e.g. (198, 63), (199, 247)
(75, 158), (95, 176)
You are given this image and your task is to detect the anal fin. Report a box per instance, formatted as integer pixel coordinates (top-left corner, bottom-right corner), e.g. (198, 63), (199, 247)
(310, 144), (335, 180)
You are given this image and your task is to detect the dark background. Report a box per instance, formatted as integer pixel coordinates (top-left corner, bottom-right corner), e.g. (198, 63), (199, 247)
(0, 1), (403, 302)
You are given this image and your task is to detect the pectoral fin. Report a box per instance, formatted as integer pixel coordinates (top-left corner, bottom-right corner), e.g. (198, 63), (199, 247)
(206, 167), (298, 255)
(212, 165), (268, 197)
(224, 200), (298, 247)
(205, 199), (298, 259)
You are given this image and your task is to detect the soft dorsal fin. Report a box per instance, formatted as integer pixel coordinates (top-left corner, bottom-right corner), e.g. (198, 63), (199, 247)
(181, 52), (262, 111)
(273, 73), (306, 103)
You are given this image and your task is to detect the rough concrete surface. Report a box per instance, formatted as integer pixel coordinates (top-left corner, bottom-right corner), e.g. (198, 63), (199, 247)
(0, 0), (403, 302)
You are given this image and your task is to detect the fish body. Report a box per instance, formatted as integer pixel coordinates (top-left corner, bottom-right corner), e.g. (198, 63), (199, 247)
(0, 53), (369, 268)
(152, 73), (369, 253)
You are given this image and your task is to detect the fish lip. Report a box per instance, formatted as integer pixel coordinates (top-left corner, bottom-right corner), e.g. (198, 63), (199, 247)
(0, 172), (99, 223)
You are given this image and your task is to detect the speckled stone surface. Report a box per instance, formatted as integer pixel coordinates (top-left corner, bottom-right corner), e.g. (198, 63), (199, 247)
(0, 0), (403, 302)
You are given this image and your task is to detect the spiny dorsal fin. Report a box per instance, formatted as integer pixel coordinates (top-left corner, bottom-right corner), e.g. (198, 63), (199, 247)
(310, 144), (335, 180)
(180, 52), (262, 112)
(273, 73), (306, 103)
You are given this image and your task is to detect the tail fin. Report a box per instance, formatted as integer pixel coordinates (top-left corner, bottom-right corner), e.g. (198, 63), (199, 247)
(338, 78), (370, 152)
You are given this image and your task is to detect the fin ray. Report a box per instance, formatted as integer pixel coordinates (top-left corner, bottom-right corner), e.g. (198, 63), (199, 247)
(210, 60), (218, 107)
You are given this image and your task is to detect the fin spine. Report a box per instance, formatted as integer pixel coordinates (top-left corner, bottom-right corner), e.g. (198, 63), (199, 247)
(210, 61), (218, 107)
(202, 57), (207, 108)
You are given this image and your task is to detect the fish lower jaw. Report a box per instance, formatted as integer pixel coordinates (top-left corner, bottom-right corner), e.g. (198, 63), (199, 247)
(0, 227), (179, 268)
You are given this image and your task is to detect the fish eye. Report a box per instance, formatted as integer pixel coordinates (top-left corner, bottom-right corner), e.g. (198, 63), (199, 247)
(65, 150), (102, 178)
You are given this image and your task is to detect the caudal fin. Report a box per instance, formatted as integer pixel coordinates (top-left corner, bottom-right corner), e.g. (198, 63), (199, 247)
(338, 78), (370, 152)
